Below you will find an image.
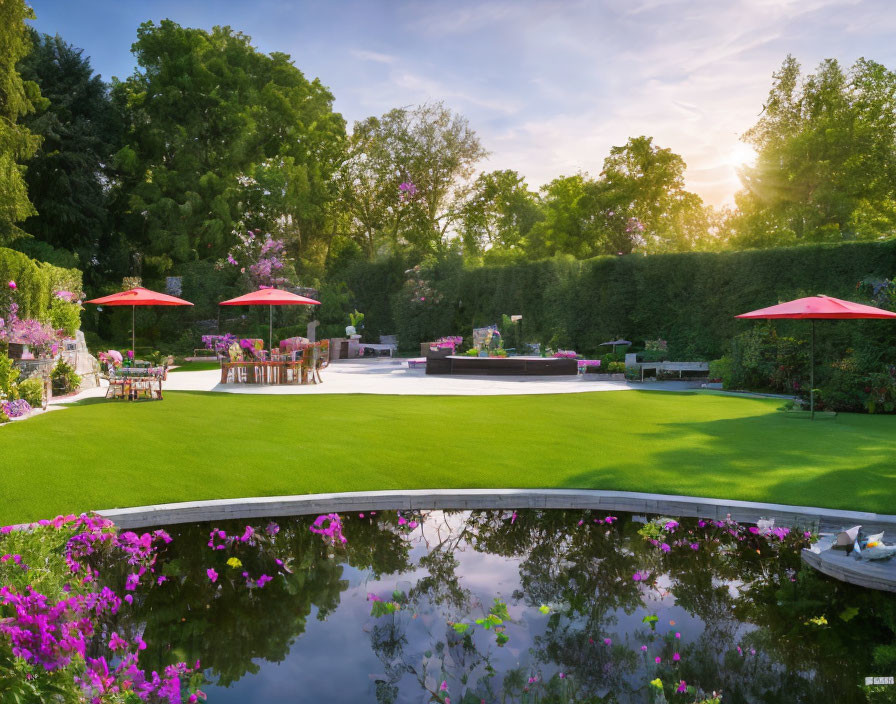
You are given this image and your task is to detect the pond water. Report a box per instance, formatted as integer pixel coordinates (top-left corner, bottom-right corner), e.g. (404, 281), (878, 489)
(113, 509), (894, 703)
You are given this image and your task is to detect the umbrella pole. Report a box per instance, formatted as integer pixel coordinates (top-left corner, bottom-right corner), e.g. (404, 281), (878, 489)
(132, 306), (136, 357)
(810, 320), (815, 420)
(269, 305), (273, 354)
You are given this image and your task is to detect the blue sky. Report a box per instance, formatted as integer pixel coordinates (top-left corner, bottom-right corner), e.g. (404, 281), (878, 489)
(28, 0), (896, 206)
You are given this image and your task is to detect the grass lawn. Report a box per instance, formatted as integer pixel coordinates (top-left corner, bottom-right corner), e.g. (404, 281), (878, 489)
(168, 361), (221, 372)
(1, 389), (894, 524)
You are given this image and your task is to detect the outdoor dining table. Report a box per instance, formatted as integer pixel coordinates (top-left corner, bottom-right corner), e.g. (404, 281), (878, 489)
(220, 360), (304, 385)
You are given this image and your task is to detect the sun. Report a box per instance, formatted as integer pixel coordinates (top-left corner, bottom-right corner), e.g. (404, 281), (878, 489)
(728, 141), (757, 169)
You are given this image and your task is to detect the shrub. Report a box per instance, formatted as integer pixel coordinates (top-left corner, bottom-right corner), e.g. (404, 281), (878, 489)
(50, 359), (81, 395)
(607, 361), (626, 373)
(864, 367), (896, 414)
(48, 296), (82, 337)
(729, 325), (806, 394)
(17, 377), (44, 407)
(0, 354), (18, 400)
(709, 357), (733, 387)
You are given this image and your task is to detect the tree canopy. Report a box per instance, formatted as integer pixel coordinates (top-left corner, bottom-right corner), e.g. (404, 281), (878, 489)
(731, 55), (896, 247)
(111, 20), (345, 277)
(0, 0), (41, 245)
(16, 30), (119, 275)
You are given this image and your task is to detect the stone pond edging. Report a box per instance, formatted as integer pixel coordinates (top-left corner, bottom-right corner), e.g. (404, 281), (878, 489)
(96, 488), (896, 532)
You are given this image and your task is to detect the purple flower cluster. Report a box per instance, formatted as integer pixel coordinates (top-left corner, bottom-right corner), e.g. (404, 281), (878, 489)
(0, 513), (202, 702)
(309, 514), (347, 544)
(201, 334), (237, 353)
(206, 523), (283, 589)
(1, 399), (31, 418)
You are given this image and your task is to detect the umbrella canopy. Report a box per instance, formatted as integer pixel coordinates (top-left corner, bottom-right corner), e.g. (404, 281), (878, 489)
(85, 287), (193, 352)
(736, 295), (896, 418)
(219, 288), (320, 307)
(599, 339), (632, 346)
(735, 295), (896, 320)
(219, 288), (321, 351)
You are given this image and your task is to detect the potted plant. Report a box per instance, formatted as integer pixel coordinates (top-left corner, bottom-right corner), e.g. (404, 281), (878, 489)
(345, 310), (364, 339)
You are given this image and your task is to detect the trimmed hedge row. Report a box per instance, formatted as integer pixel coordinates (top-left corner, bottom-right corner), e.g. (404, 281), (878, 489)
(338, 240), (896, 359)
(0, 247), (83, 322)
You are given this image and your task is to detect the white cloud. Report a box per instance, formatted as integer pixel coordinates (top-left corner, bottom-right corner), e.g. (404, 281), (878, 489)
(349, 49), (397, 65)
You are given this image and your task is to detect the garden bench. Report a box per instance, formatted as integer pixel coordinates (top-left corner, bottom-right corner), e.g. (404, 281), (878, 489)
(639, 361), (709, 381)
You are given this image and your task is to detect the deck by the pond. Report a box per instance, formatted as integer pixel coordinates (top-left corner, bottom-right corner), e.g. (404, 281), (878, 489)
(802, 534), (896, 593)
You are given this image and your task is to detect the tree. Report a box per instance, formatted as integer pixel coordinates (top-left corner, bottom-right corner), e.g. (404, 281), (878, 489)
(16, 31), (120, 274)
(111, 20), (345, 277)
(0, 0), (41, 244)
(525, 174), (604, 259)
(731, 55), (896, 247)
(335, 102), (487, 259)
(459, 169), (542, 257)
(596, 135), (710, 253)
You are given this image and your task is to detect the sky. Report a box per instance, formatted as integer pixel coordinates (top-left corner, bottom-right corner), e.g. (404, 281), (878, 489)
(28, 0), (896, 206)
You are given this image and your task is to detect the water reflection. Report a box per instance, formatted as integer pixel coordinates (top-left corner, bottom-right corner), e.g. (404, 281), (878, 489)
(109, 510), (896, 703)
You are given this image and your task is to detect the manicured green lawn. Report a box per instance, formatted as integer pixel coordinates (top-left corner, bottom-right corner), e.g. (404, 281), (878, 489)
(168, 361), (221, 372)
(1, 390), (894, 524)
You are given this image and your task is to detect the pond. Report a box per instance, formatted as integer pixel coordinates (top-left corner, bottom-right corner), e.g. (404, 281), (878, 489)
(3, 508), (895, 703)
(98, 508), (895, 704)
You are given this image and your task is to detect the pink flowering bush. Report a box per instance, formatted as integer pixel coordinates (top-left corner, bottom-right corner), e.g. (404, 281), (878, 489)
(218, 230), (297, 289)
(0, 514), (205, 703)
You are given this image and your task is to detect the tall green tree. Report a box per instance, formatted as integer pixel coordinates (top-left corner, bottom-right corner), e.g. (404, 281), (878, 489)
(525, 174), (604, 259)
(459, 169), (542, 258)
(0, 0), (41, 245)
(336, 102), (486, 259)
(16, 31), (120, 273)
(596, 135), (709, 252)
(732, 55), (896, 247)
(112, 20), (345, 277)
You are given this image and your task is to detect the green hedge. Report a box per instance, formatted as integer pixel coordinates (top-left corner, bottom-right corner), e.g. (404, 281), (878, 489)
(336, 240), (896, 359)
(0, 247), (83, 322)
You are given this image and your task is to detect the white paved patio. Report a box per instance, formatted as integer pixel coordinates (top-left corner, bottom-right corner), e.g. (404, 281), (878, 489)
(165, 358), (634, 396)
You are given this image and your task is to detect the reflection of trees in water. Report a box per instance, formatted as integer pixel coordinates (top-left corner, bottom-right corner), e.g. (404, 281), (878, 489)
(122, 513), (412, 688)
(106, 509), (896, 703)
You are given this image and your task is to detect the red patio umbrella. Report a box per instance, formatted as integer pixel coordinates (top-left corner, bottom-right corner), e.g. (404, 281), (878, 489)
(219, 288), (321, 351)
(85, 287), (194, 353)
(736, 295), (896, 418)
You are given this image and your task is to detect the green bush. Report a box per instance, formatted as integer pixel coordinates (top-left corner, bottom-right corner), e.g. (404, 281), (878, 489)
(0, 354), (18, 400)
(709, 357), (733, 387)
(17, 377), (44, 407)
(729, 325), (806, 394)
(607, 361), (626, 373)
(47, 297), (82, 336)
(50, 359), (81, 395)
(0, 247), (82, 322)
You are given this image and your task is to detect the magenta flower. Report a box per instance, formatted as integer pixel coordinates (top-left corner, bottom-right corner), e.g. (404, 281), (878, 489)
(207, 568), (218, 583)
(439, 680), (448, 691)
(655, 656), (662, 664)
(660, 543), (671, 553)
(108, 632), (128, 652)
(603, 638), (611, 646)
(672, 652), (680, 662)
(641, 645), (648, 652)
(675, 632), (680, 639)
(8, 281), (16, 290)
(677, 681), (687, 693)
